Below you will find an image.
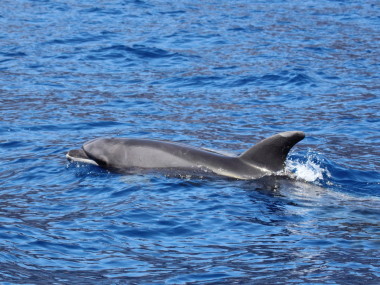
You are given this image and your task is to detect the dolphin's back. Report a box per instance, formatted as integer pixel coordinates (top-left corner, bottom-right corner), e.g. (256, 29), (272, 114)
(67, 131), (305, 179)
(83, 138), (227, 171)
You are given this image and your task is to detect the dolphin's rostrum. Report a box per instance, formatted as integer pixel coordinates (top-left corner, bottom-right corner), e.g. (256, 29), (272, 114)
(66, 131), (305, 179)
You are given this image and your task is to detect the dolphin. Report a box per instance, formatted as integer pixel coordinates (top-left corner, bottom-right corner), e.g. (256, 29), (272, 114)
(66, 131), (305, 179)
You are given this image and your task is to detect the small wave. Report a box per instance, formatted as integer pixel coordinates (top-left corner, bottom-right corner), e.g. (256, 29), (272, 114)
(79, 7), (123, 15)
(91, 44), (177, 60)
(228, 70), (315, 88)
(286, 151), (331, 184)
(44, 34), (106, 45)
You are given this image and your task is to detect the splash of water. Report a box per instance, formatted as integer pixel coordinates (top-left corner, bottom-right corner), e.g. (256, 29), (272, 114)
(286, 151), (331, 184)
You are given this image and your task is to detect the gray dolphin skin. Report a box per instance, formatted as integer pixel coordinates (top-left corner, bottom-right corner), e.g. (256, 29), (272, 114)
(66, 131), (305, 179)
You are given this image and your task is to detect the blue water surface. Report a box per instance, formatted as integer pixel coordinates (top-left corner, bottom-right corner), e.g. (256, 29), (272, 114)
(1, 0), (379, 284)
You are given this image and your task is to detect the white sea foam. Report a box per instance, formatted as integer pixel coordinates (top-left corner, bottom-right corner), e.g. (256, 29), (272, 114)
(286, 151), (331, 183)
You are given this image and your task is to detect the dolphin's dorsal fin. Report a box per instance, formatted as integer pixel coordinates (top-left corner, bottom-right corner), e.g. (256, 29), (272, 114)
(239, 131), (305, 172)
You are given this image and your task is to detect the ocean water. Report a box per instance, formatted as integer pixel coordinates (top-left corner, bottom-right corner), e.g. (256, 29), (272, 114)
(0, 0), (379, 284)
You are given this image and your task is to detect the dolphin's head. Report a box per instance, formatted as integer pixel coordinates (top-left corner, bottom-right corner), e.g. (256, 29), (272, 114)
(82, 138), (125, 168)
